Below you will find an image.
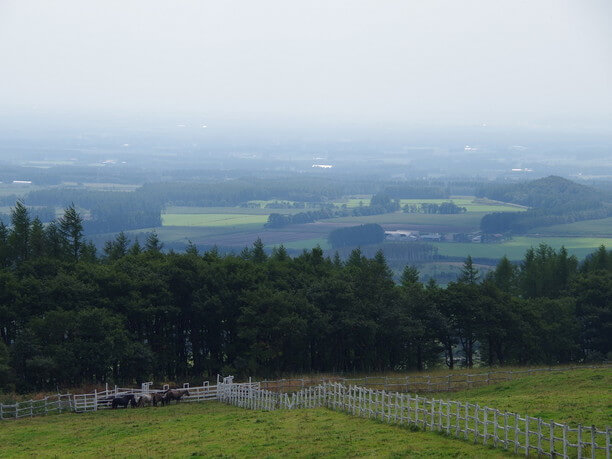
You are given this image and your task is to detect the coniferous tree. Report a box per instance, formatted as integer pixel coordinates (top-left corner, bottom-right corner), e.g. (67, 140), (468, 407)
(492, 255), (517, 294)
(252, 238), (267, 263)
(104, 232), (130, 260)
(8, 201), (30, 264)
(58, 204), (84, 261)
(29, 217), (46, 259)
(145, 231), (163, 253)
(44, 221), (64, 259)
(458, 255), (479, 284)
(0, 222), (10, 267)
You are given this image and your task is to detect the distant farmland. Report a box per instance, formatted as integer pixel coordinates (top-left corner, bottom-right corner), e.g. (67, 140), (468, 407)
(433, 236), (612, 260)
(162, 213), (268, 227)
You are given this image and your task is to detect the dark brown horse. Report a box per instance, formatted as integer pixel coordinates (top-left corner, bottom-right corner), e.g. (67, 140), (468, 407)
(162, 389), (190, 405)
(151, 393), (165, 407)
(111, 394), (137, 409)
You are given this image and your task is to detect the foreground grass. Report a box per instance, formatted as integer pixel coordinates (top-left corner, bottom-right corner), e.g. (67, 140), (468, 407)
(0, 402), (510, 458)
(431, 367), (611, 427)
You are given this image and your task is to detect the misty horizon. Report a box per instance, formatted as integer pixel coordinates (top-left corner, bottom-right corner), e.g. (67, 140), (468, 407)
(1, 0), (611, 134)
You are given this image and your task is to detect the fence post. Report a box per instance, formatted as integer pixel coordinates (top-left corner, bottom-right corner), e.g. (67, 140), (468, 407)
(549, 422), (555, 457)
(514, 413), (519, 454)
(563, 424), (568, 458)
(94, 389), (98, 411)
(484, 408), (489, 445)
(578, 424), (583, 459)
(525, 417), (530, 457)
(590, 425), (596, 459)
(474, 405), (480, 444)
(605, 427), (610, 459)
(430, 400), (435, 431)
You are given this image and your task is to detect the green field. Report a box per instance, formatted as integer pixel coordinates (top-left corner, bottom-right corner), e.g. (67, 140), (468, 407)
(433, 236), (612, 260)
(0, 402), (511, 457)
(165, 206), (308, 216)
(432, 367), (611, 428)
(531, 217), (612, 237)
(274, 238), (331, 250)
(0, 367), (608, 457)
(162, 213), (268, 227)
(330, 211), (485, 230)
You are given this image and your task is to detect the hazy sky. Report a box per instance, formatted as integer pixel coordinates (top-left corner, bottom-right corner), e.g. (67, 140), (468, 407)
(0, 0), (610, 130)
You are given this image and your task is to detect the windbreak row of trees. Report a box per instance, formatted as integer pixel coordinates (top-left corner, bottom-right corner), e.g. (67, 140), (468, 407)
(0, 204), (610, 392)
(403, 202), (467, 214)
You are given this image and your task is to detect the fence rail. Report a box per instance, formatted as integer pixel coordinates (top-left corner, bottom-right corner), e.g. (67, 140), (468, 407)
(0, 394), (73, 420)
(258, 364), (611, 394)
(1, 383), (222, 417)
(218, 381), (611, 459)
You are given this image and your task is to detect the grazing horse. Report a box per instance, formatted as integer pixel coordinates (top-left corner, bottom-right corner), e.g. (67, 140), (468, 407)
(163, 389), (190, 405)
(136, 394), (153, 407)
(111, 394), (136, 409)
(151, 393), (165, 407)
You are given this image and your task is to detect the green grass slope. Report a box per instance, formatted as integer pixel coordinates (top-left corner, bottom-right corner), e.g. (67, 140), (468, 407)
(0, 402), (509, 458)
(432, 367), (611, 427)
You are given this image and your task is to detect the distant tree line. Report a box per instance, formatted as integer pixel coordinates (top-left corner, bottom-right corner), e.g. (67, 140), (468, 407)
(328, 224), (385, 248)
(403, 202), (467, 214)
(1, 178), (453, 235)
(266, 193), (401, 228)
(478, 176), (612, 234)
(0, 204), (609, 392)
(0, 189), (161, 235)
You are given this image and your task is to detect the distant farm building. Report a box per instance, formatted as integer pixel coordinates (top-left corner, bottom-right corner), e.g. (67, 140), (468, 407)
(385, 230), (418, 241)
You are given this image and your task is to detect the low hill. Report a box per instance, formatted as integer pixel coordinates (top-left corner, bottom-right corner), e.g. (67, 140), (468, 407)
(478, 176), (612, 233)
(476, 175), (608, 210)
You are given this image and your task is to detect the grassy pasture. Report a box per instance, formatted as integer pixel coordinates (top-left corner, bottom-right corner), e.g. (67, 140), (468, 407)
(0, 402), (512, 457)
(162, 213), (268, 227)
(431, 367), (611, 427)
(530, 217), (612, 237)
(329, 211), (485, 231)
(274, 237), (331, 250)
(0, 367), (607, 457)
(164, 206), (308, 216)
(433, 236), (612, 260)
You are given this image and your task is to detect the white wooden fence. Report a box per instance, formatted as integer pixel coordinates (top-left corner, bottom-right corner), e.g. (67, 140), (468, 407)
(0, 394), (73, 420)
(218, 381), (611, 459)
(1, 381), (221, 418)
(258, 364), (612, 394)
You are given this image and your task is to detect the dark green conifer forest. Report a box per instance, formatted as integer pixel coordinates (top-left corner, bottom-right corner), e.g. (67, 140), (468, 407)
(0, 204), (609, 392)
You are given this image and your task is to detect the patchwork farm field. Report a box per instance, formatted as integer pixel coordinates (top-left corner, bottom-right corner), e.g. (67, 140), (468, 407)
(0, 367), (608, 457)
(132, 197), (609, 260)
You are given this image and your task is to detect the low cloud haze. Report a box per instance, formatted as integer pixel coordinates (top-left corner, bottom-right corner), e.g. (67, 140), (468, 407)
(0, 0), (610, 132)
